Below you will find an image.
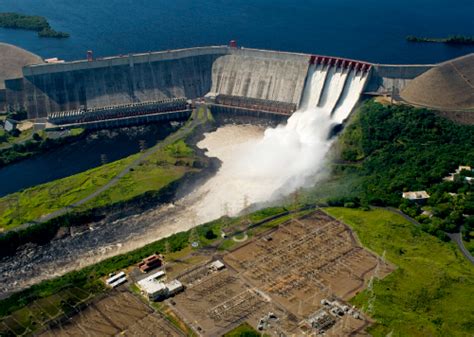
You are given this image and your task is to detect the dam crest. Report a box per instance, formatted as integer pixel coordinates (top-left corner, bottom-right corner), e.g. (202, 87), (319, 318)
(0, 42), (440, 126)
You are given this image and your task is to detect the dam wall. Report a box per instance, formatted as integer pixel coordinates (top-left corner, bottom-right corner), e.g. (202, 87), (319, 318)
(3, 44), (442, 121)
(365, 64), (434, 95)
(210, 48), (310, 105)
(6, 47), (229, 119)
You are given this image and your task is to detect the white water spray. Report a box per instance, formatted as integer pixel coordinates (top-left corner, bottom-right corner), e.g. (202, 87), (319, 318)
(189, 64), (368, 222)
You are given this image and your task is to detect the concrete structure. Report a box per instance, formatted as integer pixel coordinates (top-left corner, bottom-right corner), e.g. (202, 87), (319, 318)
(209, 260), (225, 271)
(2, 43), (470, 124)
(0, 43), (44, 112)
(137, 270), (183, 301)
(4, 119), (18, 132)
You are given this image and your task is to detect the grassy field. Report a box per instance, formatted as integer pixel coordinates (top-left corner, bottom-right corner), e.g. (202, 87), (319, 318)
(0, 140), (195, 230)
(463, 233), (474, 255)
(223, 323), (262, 337)
(324, 207), (474, 337)
(78, 140), (196, 209)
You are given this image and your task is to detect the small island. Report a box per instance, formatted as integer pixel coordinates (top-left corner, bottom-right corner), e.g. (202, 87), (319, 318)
(0, 12), (69, 38)
(407, 35), (474, 45)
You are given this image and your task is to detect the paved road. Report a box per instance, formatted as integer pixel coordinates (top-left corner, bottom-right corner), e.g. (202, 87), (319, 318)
(384, 207), (474, 266)
(5, 108), (204, 234)
(447, 231), (474, 265)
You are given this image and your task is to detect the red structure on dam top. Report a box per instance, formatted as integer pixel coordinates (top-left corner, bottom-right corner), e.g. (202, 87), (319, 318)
(309, 55), (372, 72)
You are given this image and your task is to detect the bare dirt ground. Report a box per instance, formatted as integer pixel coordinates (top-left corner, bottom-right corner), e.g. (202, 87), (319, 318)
(38, 291), (182, 337)
(169, 210), (393, 336)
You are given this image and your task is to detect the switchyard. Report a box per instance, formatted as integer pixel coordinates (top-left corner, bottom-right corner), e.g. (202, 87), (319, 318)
(38, 291), (182, 337)
(168, 210), (394, 336)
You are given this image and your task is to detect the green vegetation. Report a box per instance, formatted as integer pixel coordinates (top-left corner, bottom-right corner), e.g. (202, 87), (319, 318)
(333, 101), (474, 238)
(0, 206), (288, 335)
(0, 12), (69, 38)
(0, 139), (196, 230)
(326, 208), (474, 337)
(0, 127), (86, 167)
(223, 323), (262, 336)
(463, 228), (474, 255)
(407, 35), (474, 45)
(401, 176), (473, 240)
(325, 207), (474, 337)
(78, 140), (197, 210)
(0, 155), (134, 230)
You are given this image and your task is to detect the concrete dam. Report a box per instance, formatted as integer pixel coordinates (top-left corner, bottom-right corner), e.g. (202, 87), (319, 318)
(2, 42), (430, 126)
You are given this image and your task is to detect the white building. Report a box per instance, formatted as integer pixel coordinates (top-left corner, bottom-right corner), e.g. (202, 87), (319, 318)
(402, 191), (430, 202)
(4, 119), (18, 132)
(209, 260), (225, 271)
(165, 279), (184, 296)
(137, 270), (183, 301)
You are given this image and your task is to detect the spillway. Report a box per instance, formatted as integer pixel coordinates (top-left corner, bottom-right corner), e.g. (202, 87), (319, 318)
(184, 57), (371, 221)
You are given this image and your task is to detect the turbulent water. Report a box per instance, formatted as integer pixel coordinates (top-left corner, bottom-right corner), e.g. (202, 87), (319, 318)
(0, 64), (368, 296)
(188, 64), (369, 223)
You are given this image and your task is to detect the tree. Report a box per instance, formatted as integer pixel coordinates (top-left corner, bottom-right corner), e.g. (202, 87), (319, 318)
(32, 133), (42, 141)
(204, 229), (217, 240)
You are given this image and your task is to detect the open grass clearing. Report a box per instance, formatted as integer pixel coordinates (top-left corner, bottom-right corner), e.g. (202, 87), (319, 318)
(324, 207), (474, 337)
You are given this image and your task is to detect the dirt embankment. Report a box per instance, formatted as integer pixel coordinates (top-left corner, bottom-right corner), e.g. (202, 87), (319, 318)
(0, 43), (43, 89)
(400, 53), (474, 111)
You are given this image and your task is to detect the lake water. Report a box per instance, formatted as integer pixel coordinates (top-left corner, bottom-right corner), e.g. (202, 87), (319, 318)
(0, 0), (473, 64)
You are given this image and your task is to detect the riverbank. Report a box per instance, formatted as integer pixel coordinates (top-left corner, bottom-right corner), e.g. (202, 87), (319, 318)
(0, 112), (209, 231)
(0, 206), (292, 336)
(0, 127), (85, 169)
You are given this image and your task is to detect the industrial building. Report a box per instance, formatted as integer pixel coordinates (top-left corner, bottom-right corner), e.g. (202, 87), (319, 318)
(137, 270), (184, 301)
(138, 254), (163, 273)
(105, 271), (127, 288)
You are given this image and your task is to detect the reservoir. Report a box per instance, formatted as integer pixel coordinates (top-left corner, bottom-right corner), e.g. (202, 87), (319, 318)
(0, 0), (473, 64)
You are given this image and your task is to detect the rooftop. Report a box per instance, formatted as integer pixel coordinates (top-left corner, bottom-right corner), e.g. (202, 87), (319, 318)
(402, 191), (430, 200)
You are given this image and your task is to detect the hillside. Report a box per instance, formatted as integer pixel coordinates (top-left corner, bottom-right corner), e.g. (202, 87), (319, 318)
(400, 53), (474, 110)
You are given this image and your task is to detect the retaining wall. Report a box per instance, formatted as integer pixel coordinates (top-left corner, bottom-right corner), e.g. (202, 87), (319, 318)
(365, 64), (434, 95)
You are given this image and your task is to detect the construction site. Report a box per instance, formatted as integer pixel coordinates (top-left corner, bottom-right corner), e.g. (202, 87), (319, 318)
(168, 210), (394, 336)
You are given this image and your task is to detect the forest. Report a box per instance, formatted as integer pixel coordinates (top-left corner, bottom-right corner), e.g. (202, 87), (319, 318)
(338, 101), (474, 239)
(0, 12), (69, 38)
